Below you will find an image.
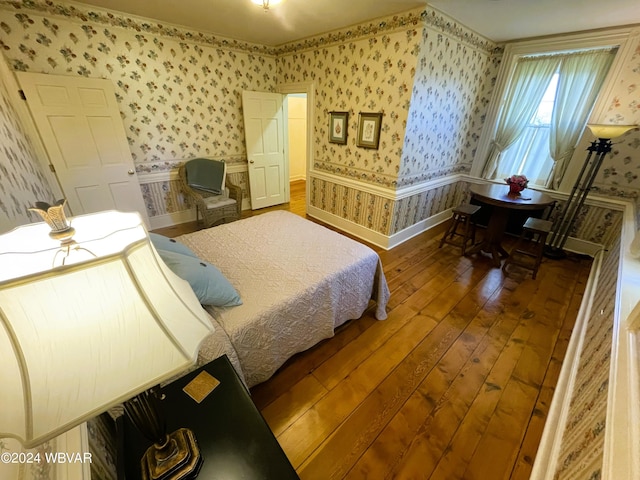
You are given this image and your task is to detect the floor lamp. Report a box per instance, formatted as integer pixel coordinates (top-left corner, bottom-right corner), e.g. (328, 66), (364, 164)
(545, 123), (637, 259)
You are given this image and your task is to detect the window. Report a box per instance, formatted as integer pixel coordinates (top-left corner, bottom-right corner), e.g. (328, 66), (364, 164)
(481, 46), (617, 189)
(496, 73), (558, 186)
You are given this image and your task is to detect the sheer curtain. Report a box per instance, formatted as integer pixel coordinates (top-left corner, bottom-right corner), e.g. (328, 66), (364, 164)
(547, 49), (616, 188)
(482, 56), (560, 179)
(494, 126), (555, 185)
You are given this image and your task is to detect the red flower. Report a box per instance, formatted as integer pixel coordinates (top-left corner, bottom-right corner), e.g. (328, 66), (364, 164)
(505, 174), (528, 188)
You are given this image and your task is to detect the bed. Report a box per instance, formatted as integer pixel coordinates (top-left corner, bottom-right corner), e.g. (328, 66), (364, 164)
(175, 210), (390, 387)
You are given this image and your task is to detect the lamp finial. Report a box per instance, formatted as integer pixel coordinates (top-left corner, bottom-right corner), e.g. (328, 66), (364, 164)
(28, 199), (75, 243)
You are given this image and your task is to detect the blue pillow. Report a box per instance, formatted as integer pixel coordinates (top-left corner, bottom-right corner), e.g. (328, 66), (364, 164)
(149, 233), (198, 258)
(157, 249), (242, 307)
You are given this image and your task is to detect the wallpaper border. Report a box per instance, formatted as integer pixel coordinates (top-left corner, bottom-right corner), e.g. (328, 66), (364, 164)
(421, 7), (502, 54)
(275, 7), (501, 56)
(0, 0), (276, 55)
(0, 2), (502, 59)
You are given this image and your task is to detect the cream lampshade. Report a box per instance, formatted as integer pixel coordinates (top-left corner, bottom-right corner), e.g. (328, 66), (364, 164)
(586, 123), (637, 140)
(0, 210), (213, 458)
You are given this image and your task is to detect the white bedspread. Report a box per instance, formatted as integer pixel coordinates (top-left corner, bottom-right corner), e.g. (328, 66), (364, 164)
(177, 211), (390, 387)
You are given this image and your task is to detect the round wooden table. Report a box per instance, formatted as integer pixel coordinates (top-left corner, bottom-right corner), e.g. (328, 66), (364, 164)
(467, 184), (554, 267)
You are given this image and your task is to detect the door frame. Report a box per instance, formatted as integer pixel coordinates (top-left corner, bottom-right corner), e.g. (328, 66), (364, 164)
(277, 81), (314, 214)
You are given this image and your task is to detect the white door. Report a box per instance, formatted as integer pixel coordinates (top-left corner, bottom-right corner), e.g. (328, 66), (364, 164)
(16, 72), (149, 224)
(242, 91), (287, 210)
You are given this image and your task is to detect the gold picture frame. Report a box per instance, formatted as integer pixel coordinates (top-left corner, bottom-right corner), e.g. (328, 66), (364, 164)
(329, 111), (348, 144)
(356, 112), (382, 149)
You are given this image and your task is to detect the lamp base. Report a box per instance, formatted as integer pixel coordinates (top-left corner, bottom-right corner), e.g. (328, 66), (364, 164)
(141, 428), (203, 480)
(543, 245), (567, 260)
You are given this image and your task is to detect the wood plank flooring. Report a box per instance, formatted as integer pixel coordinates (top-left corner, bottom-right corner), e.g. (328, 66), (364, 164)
(154, 179), (592, 480)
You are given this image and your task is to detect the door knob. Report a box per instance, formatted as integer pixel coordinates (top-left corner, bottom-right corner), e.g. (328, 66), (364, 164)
(249, 160), (255, 164)
(128, 169), (135, 175)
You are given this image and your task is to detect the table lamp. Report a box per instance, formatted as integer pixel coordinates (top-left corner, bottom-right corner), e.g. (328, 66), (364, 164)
(545, 123), (638, 259)
(0, 209), (214, 479)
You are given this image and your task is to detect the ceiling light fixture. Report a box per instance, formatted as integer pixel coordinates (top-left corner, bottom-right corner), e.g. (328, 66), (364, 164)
(251, 0), (282, 11)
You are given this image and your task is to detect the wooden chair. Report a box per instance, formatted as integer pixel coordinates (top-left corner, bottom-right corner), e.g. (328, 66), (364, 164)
(502, 217), (552, 279)
(439, 203), (481, 256)
(178, 158), (242, 228)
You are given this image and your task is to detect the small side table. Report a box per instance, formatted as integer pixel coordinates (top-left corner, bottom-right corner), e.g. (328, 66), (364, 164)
(467, 184), (554, 267)
(119, 355), (299, 479)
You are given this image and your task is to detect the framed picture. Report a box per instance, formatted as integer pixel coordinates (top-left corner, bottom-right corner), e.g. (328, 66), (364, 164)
(356, 112), (383, 149)
(329, 111), (348, 144)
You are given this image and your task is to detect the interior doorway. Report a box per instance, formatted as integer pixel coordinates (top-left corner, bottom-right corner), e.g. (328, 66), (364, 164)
(242, 87), (310, 213)
(279, 82), (313, 216)
(286, 93), (307, 215)
(286, 93), (307, 183)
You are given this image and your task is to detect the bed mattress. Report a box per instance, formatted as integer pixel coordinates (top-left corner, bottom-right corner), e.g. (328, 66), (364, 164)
(177, 211), (390, 387)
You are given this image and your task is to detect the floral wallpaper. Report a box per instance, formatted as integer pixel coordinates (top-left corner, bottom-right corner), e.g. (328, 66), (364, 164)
(277, 7), (501, 235)
(278, 10), (423, 189)
(86, 414), (117, 480)
(560, 203), (623, 248)
(0, 0), (277, 174)
(0, 1), (496, 234)
(0, 436), (56, 480)
(592, 32), (640, 201)
(0, 65), (54, 233)
(0, 0), (636, 241)
(391, 11), (500, 234)
(399, 11), (500, 187)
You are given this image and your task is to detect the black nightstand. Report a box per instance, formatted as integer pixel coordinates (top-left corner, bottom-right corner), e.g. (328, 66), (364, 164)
(119, 355), (299, 479)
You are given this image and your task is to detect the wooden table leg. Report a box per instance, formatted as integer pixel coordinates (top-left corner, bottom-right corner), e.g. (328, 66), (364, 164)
(467, 206), (510, 267)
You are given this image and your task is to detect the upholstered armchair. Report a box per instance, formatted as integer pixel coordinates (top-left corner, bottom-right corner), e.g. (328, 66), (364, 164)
(178, 158), (242, 228)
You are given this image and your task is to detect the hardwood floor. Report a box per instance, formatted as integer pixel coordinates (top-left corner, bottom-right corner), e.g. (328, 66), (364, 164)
(154, 180), (592, 479)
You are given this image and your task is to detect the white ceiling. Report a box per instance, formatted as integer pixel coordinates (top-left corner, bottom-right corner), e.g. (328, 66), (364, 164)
(68, 0), (640, 45)
(429, 0), (640, 42)
(67, 0), (427, 46)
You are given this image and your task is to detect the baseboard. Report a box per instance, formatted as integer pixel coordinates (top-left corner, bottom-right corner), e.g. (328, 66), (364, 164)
(560, 237), (604, 257)
(148, 209), (197, 231)
(306, 205), (392, 250)
(387, 209), (451, 249)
